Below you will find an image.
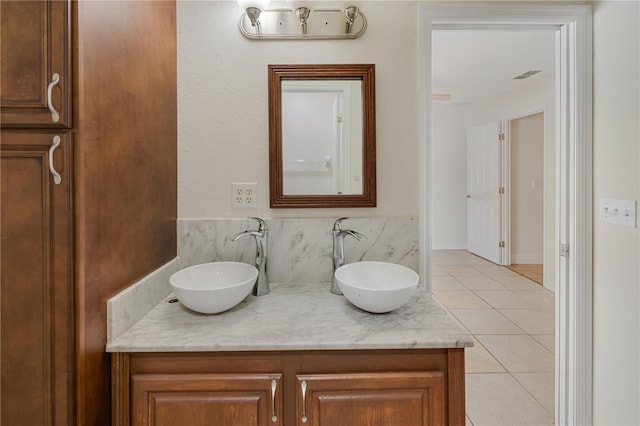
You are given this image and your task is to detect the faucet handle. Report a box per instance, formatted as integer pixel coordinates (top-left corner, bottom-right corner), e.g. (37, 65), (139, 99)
(249, 217), (268, 231)
(333, 217), (350, 231)
(345, 229), (366, 241)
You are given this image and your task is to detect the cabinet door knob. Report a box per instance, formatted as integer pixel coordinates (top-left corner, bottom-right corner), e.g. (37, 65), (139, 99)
(301, 380), (308, 423)
(49, 136), (62, 184)
(47, 73), (61, 123)
(271, 379), (278, 423)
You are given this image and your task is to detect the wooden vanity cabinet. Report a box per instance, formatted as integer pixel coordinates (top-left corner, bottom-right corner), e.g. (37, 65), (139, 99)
(113, 349), (465, 426)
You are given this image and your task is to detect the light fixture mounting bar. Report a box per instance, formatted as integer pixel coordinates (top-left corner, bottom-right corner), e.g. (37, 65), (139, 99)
(239, 8), (367, 40)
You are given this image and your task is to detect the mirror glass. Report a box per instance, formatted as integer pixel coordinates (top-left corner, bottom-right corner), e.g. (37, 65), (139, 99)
(269, 64), (376, 208)
(281, 80), (363, 195)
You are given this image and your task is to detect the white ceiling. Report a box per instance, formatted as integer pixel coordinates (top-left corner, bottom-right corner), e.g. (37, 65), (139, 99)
(432, 30), (556, 106)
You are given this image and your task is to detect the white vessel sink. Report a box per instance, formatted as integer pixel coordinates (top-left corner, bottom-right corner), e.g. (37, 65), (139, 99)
(334, 261), (419, 313)
(169, 262), (258, 314)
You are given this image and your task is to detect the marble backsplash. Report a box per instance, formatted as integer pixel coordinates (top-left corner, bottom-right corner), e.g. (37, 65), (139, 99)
(178, 217), (419, 283)
(107, 258), (180, 342)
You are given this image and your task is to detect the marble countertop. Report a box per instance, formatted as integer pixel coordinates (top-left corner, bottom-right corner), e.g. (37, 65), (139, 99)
(106, 282), (473, 353)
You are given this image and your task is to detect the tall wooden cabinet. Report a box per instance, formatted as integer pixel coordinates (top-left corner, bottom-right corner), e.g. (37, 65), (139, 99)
(1, 1), (177, 424)
(1, 1), (74, 424)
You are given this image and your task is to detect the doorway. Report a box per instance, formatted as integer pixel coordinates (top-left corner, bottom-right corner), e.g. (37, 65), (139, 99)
(418, 4), (593, 425)
(509, 112), (545, 286)
(431, 29), (554, 423)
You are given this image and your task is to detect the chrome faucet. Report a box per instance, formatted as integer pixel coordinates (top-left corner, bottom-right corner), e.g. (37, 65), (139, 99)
(331, 217), (365, 295)
(228, 217), (270, 296)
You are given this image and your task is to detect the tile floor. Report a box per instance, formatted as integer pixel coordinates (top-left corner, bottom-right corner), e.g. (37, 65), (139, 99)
(431, 250), (555, 426)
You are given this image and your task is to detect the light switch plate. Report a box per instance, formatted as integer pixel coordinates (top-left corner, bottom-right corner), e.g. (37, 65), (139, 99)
(599, 198), (637, 228)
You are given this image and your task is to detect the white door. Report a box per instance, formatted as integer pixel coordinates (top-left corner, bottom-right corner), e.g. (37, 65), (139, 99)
(467, 121), (503, 264)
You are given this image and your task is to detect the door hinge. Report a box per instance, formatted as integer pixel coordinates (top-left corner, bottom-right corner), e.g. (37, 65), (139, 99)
(560, 243), (569, 258)
(337, 113), (343, 123)
(499, 187), (505, 194)
(498, 133), (505, 141)
(499, 241), (505, 248)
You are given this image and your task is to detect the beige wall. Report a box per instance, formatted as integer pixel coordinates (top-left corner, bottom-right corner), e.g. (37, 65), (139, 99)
(510, 112), (544, 264)
(177, 1), (418, 219)
(592, 1), (640, 424)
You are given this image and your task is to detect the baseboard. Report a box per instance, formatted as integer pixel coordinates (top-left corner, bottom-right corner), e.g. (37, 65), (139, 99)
(510, 254), (543, 264)
(432, 243), (468, 250)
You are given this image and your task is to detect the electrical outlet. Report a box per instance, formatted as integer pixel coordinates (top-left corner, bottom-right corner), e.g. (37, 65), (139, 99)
(600, 198), (637, 228)
(231, 182), (258, 208)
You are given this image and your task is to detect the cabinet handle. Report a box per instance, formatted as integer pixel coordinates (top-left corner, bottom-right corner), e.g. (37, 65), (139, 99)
(47, 73), (61, 123)
(271, 379), (277, 423)
(301, 380), (308, 423)
(49, 136), (62, 184)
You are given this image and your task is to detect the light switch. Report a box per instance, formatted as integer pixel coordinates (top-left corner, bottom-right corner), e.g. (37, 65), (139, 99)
(599, 198), (637, 228)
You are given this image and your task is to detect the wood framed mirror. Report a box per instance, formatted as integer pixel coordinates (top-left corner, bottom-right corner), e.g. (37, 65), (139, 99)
(268, 64), (376, 208)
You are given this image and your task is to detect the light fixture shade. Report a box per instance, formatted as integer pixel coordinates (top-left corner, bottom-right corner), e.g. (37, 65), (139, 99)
(238, 0), (270, 10)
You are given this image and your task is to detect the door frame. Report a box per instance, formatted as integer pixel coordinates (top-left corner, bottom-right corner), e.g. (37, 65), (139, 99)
(418, 3), (593, 425)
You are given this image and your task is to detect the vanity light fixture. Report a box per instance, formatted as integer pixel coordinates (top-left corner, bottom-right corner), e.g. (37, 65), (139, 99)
(238, 1), (366, 40)
(237, 0), (271, 35)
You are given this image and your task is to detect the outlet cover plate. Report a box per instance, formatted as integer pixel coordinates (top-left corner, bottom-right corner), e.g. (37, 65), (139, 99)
(232, 182), (258, 208)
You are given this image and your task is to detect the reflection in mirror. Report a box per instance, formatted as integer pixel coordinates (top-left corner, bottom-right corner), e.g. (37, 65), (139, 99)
(269, 64), (376, 208)
(281, 80), (363, 195)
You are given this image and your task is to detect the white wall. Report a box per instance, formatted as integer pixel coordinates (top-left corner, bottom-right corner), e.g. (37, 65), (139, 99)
(177, 1), (418, 219)
(431, 105), (468, 248)
(592, 1), (640, 424)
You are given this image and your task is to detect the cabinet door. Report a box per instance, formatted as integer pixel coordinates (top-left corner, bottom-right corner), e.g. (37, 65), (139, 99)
(1, 131), (74, 426)
(0, 0), (71, 128)
(296, 372), (445, 426)
(132, 373), (283, 426)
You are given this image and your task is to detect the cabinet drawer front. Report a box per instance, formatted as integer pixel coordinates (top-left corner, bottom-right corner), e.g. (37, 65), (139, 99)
(132, 373), (282, 426)
(296, 371), (445, 426)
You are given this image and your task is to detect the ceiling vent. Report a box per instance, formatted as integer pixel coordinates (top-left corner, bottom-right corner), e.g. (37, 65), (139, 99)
(513, 70), (541, 80)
